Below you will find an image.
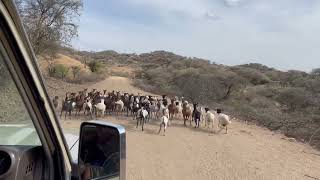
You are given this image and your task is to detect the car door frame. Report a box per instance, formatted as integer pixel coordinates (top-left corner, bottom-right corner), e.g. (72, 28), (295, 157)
(0, 1), (72, 179)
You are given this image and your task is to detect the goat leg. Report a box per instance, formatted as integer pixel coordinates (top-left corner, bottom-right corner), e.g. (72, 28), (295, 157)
(142, 118), (144, 131)
(158, 123), (162, 134)
(136, 118), (139, 128)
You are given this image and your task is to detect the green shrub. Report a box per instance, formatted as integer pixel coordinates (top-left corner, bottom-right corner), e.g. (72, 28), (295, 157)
(48, 64), (69, 79)
(88, 61), (103, 73)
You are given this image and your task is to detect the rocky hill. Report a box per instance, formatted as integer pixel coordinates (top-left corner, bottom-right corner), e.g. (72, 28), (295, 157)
(54, 48), (320, 149)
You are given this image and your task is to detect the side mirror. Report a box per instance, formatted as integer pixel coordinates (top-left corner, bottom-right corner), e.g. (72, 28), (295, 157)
(78, 121), (126, 180)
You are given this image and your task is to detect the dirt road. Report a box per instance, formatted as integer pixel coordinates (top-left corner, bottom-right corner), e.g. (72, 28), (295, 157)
(60, 76), (320, 180)
(89, 76), (156, 96)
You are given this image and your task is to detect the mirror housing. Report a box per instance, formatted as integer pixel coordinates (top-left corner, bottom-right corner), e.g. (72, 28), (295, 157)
(78, 120), (126, 180)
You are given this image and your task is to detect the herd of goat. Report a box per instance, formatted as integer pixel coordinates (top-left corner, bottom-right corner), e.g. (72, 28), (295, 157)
(53, 88), (232, 135)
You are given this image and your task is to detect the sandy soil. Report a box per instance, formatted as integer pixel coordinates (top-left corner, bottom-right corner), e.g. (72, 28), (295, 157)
(58, 76), (320, 180)
(88, 76), (156, 96)
(38, 54), (90, 72)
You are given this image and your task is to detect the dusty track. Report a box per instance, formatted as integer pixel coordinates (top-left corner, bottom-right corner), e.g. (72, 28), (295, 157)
(89, 76), (156, 96)
(59, 76), (320, 180)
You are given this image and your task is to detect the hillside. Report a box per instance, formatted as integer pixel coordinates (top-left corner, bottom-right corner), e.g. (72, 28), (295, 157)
(53, 48), (320, 150)
(38, 54), (90, 76)
(42, 73), (320, 180)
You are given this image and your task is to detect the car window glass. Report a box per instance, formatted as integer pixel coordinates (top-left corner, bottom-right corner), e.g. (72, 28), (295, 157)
(0, 48), (41, 146)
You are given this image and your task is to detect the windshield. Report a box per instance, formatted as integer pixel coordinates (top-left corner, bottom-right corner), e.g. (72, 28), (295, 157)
(16, 0), (320, 179)
(0, 46), (41, 146)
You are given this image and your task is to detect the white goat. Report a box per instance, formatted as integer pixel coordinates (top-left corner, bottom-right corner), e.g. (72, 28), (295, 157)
(149, 101), (159, 119)
(95, 99), (106, 117)
(72, 101), (76, 109)
(83, 99), (92, 115)
(136, 107), (149, 131)
(204, 108), (216, 132)
(200, 106), (206, 126)
(115, 99), (124, 115)
(216, 109), (232, 134)
(176, 101), (183, 118)
(158, 101), (167, 117)
(158, 108), (170, 135)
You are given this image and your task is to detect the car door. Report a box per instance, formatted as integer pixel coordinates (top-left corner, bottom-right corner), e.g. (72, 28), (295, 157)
(0, 1), (72, 179)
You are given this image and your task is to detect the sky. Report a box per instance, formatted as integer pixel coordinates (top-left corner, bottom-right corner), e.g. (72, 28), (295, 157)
(72, 0), (320, 72)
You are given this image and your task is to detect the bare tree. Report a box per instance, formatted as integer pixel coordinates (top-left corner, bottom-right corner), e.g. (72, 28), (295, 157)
(15, 0), (82, 56)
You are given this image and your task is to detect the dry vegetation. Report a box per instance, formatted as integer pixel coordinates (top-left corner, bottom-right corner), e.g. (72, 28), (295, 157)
(59, 48), (320, 150)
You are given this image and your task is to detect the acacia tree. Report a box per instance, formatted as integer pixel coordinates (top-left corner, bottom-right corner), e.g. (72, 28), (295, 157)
(15, 0), (82, 56)
(276, 87), (312, 111)
(173, 69), (244, 104)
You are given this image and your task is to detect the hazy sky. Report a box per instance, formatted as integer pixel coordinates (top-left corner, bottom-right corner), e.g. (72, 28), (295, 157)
(72, 0), (320, 72)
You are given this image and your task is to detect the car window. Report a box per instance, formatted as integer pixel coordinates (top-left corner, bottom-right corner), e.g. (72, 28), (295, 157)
(0, 48), (41, 146)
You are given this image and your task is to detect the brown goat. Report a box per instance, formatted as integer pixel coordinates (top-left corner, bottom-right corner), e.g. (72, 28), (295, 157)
(182, 102), (192, 126)
(168, 99), (179, 120)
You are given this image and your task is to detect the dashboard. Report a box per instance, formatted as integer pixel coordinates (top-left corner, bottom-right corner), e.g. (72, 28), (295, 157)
(0, 146), (45, 180)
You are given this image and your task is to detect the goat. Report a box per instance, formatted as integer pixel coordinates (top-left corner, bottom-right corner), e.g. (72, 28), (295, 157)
(123, 94), (131, 116)
(60, 100), (74, 119)
(74, 93), (86, 116)
(138, 99), (151, 123)
(157, 100), (167, 118)
(182, 101), (192, 126)
(158, 108), (170, 135)
(104, 96), (114, 115)
(192, 103), (202, 128)
(115, 99), (124, 116)
(204, 108), (216, 132)
(176, 101), (183, 118)
(216, 109), (232, 134)
(60, 92), (75, 119)
(149, 100), (159, 119)
(162, 95), (168, 107)
(95, 98), (106, 117)
(168, 99), (179, 120)
(136, 106), (148, 131)
(131, 102), (140, 119)
(194, 107), (201, 128)
(83, 98), (93, 116)
(88, 89), (96, 98)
